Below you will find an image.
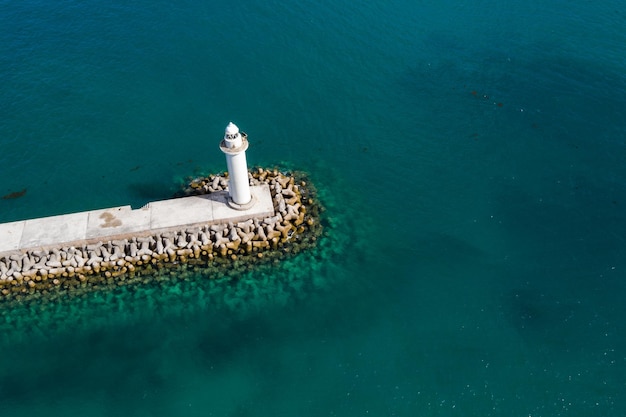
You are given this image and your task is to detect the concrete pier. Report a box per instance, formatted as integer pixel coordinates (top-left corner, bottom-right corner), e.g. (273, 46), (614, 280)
(0, 168), (321, 299)
(0, 185), (274, 256)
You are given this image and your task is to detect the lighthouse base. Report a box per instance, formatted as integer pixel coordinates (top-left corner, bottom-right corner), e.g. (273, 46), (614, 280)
(227, 194), (257, 211)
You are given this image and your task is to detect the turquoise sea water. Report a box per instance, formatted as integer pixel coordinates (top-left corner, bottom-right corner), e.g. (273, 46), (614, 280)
(2, 0), (626, 415)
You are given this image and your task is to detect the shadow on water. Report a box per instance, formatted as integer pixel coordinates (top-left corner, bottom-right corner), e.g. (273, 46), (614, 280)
(0, 321), (170, 408)
(400, 33), (626, 148)
(493, 174), (626, 355)
(0, 276), (387, 414)
(126, 181), (179, 207)
(494, 178), (626, 284)
(398, 36), (626, 375)
(500, 288), (586, 350)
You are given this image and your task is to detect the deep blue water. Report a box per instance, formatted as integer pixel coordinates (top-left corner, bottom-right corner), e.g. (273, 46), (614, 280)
(1, 0), (626, 415)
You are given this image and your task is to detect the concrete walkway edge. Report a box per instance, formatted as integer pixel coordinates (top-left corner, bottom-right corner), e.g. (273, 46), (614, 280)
(0, 185), (274, 256)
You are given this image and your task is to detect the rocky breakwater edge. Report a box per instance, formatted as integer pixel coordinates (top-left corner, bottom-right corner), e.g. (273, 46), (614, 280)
(0, 168), (323, 303)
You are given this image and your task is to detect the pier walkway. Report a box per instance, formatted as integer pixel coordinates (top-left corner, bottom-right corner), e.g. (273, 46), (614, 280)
(0, 184), (274, 256)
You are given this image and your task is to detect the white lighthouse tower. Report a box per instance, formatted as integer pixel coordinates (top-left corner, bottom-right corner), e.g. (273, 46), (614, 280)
(219, 122), (253, 209)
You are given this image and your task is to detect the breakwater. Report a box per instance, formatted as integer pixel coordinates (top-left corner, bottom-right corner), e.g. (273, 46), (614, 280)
(0, 168), (322, 301)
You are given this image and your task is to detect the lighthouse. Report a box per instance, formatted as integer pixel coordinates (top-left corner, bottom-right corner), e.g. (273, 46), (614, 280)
(219, 122), (253, 208)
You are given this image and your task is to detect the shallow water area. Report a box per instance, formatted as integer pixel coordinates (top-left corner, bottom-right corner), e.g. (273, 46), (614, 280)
(0, 171), (386, 416)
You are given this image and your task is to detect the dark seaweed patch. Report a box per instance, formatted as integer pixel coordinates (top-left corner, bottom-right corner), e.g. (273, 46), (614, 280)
(1, 189), (26, 200)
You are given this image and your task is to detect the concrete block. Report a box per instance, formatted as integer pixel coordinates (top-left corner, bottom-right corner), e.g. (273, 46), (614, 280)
(150, 194), (214, 230)
(0, 220), (26, 253)
(86, 205), (151, 238)
(20, 212), (88, 249)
